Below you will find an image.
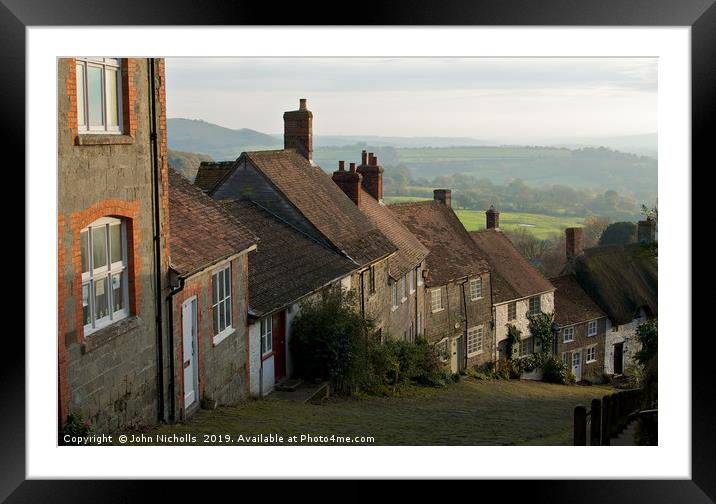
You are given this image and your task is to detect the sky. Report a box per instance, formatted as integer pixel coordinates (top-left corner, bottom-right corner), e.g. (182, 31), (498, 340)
(165, 57), (657, 144)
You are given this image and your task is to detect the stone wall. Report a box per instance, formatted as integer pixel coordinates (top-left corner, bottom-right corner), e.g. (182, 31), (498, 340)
(556, 316), (608, 383)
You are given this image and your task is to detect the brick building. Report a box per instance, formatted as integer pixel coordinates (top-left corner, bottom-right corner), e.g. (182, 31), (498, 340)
(469, 207), (555, 369)
(550, 274), (608, 383)
(57, 58), (171, 432)
(167, 169), (257, 419)
(390, 191), (494, 372)
(219, 199), (357, 396)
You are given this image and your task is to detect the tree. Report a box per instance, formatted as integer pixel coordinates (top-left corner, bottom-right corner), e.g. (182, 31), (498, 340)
(634, 319), (657, 368)
(582, 216), (611, 247)
(599, 221), (637, 246)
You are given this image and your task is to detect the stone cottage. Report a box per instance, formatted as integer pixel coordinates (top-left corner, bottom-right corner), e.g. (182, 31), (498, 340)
(390, 191), (494, 373)
(193, 99), (432, 342)
(561, 226), (658, 376)
(550, 274), (608, 383)
(219, 198), (357, 396)
(57, 58), (171, 432)
(167, 169), (257, 419)
(469, 207), (555, 367)
(332, 152), (430, 342)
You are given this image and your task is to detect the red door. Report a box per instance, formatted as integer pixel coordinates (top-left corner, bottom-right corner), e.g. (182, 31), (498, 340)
(272, 310), (286, 382)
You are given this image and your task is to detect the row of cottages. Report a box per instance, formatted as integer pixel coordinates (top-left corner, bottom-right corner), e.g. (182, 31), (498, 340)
(553, 224), (657, 380)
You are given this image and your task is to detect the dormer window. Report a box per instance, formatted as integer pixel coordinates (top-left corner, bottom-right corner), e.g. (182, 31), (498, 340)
(76, 58), (122, 134)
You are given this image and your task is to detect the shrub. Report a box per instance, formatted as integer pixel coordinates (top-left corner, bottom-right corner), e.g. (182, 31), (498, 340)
(60, 412), (93, 444)
(541, 355), (573, 384)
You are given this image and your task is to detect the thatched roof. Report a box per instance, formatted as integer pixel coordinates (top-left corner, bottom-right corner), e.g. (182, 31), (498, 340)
(565, 243), (657, 325)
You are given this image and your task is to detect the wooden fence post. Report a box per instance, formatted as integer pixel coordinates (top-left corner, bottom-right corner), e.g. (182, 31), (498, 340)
(601, 395), (611, 445)
(590, 398), (602, 446)
(574, 404), (587, 446)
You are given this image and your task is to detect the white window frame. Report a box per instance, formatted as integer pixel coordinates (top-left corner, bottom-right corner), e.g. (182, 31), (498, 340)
(586, 345), (597, 363)
(436, 337), (450, 362)
(563, 326), (575, 343)
(562, 352), (569, 365)
(75, 58), (123, 134)
(529, 295), (542, 315)
(410, 268), (416, 293)
(260, 316), (273, 356)
(467, 325), (484, 356)
(211, 263), (233, 344)
(519, 337), (534, 357)
(587, 320), (598, 337)
(81, 217), (130, 336)
(469, 277), (483, 301)
(507, 301), (517, 321)
(417, 264), (424, 285)
(430, 288), (443, 313)
(390, 280), (398, 309)
(401, 274), (408, 302)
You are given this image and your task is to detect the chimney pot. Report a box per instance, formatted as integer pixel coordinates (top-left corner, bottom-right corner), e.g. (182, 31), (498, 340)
(361, 150), (368, 165)
(433, 189), (452, 207)
(338, 160), (345, 171)
(349, 162), (356, 173)
(486, 205), (500, 229)
(299, 98), (307, 111)
(565, 227), (584, 259)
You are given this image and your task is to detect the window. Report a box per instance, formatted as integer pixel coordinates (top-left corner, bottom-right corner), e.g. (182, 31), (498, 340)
(586, 346), (597, 363)
(469, 277), (483, 300)
(410, 268), (416, 293)
(563, 326), (575, 343)
(401, 274), (408, 302)
(430, 288), (443, 313)
(260, 317), (273, 356)
(75, 58), (122, 133)
(436, 338), (450, 362)
(518, 337), (534, 357)
(507, 302), (517, 321)
(368, 265), (376, 295)
(587, 320), (598, 337)
(416, 311), (422, 336)
(81, 217), (129, 335)
(528, 295), (541, 315)
(562, 352), (569, 365)
(467, 326), (484, 356)
(391, 280), (398, 308)
(417, 264), (423, 285)
(212, 264), (233, 339)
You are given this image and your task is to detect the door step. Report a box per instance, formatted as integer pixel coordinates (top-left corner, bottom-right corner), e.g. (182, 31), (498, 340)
(274, 378), (304, 392)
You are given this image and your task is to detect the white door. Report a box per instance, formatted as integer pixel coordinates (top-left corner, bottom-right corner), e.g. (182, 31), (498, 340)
(572, 351), (582, 382)
(182, 297), (198, 408)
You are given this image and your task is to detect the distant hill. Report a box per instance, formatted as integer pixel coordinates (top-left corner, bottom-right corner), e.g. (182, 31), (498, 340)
(546, 133), (657, 158)
(168, 149), (214, 182)
(167, 118), (280, 160)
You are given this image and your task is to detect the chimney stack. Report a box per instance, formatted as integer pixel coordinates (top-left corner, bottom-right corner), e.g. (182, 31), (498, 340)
(433, 189), (452, 207)
(283, 98), (313, 162)
(357, 151), (383, 201)
(565, 227), (584, 259)
(486, 205), (500, 229)
(332, 160), (362, 206)
(637, 218), (656, 243)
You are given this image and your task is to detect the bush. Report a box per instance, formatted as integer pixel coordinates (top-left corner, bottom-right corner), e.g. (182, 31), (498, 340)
(541, 355), (574, 384)
(60, 412), (93, 444)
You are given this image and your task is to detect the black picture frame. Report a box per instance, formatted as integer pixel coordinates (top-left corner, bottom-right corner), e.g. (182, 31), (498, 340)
(5, 0), (710, 501)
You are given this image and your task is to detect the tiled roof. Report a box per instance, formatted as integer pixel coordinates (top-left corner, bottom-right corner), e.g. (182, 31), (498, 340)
(549, 274), (606, 326)
(194, 161), (236, 193)
(358, 190), (429, 279)
(389, 201), (490, 285)
(565, 243), (658, 325)
(242, 150), (396, 267)
(220, 199), (357, 316)
(168, 168), (257, 278)
(470, 228), (555, 303)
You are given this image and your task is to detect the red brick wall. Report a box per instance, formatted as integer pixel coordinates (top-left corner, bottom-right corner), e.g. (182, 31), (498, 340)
(58, 215), (69, 424)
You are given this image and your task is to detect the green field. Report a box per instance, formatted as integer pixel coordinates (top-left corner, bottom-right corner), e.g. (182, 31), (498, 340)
(455, 210), (584, 240)
(384, 196), (583, 240)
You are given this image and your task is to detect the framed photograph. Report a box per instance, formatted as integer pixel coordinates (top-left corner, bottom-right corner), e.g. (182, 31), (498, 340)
(8, 0), (710, 499)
